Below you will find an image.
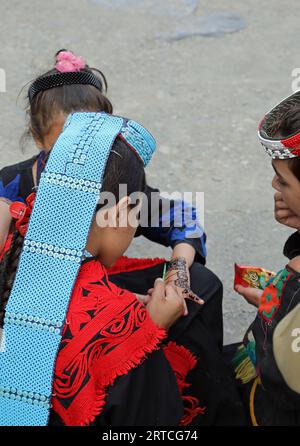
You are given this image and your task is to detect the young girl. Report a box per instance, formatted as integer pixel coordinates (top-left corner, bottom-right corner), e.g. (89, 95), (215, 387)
(0, 51), (243, 426)
(229, 91), (300, 426)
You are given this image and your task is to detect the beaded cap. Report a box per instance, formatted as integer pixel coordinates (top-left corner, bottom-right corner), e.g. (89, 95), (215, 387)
(258, 91), (300, 159)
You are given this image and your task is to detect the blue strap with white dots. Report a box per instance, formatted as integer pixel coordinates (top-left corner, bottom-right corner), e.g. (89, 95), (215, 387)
(0, 112), (126, 426)
(0, 111), (156, 426)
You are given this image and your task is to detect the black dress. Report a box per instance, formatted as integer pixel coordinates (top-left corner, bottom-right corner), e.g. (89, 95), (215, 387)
(225, 231), (300, 426)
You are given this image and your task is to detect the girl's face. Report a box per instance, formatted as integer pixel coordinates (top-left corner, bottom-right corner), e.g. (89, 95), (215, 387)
(272, 159), (300, 216)
(86, 197), (142, 268)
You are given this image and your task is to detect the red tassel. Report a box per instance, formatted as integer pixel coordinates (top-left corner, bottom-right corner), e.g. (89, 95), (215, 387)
(163, 341), (205, 425)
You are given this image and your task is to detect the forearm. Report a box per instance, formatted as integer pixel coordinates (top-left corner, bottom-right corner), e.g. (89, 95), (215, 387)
(171, 242), (196, 268)
(0, 200), (12, 251)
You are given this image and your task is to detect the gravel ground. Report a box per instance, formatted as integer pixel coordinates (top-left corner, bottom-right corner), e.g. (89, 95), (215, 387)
(0, 0), (298, 342)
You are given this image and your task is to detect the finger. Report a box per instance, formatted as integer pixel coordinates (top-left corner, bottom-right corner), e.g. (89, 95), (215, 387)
(276, 209), (296, 219)
(235, 285), (263, 300)
(284, 215), (300, 229)
(182, 298), (188, 316)
(135, 294), (151, 305)
(152, 278), (166, 300)
(186, 293), (205, 305)
(275, 199), (290, 210)
(165, 284), (186, 315)
(147, 288), (154, 295)
(165, 283), (179, 298)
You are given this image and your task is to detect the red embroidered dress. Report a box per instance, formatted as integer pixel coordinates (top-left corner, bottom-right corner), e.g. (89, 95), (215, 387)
(52, 258), (167, 425)
(50, 257), (206, 426)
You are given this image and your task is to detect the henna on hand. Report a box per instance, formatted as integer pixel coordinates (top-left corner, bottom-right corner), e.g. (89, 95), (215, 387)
(166, 257), (203, 305)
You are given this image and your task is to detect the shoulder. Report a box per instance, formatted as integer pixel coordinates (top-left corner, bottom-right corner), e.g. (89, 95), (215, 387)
(0, 156), (37, 183)
(0, 156), (37, 202)
(288, 255), (300, 274)
(283, 231), (300, 260)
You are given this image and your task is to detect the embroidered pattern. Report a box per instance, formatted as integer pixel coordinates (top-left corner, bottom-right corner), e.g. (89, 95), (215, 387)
(52, 259), (166, 426)
(258, 268), (290, 321)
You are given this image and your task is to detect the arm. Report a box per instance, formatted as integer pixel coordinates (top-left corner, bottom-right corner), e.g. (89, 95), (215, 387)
(0, 199), (12, 252)
(136, 184), (206, 265)
(171, 242), (196, 268)
(234, 285), (262, 307)
(0, 168), (16, 252)
(0, 167), (26, 253)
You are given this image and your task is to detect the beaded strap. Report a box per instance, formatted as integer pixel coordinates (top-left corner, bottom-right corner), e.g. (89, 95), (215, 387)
(0, 112), (124, 426)
(0, 111), (156, 426)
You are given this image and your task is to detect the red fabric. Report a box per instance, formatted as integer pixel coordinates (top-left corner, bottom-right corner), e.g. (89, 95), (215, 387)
(9, 192), (36, 237)
(107, 255), (166, 275)
(0, 232), (13, 262)
(163, 341), (205, 426)
(291, 146), (300, 156)
(52, 259), (167, 426)
(0, 192), (36, 262)
(282, 133), (300, 150)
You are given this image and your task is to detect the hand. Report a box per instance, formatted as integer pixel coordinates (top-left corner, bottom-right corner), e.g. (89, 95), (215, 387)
(0, 199), (13, 252)
(274, 192), (300, 230)
(0, 197), (12, 206)
(234, 285), (263, 308)
(147, 278), (186, 329)
(164, 257), (204, 306)
(134, 293), (151, 305)
(147, 285), (189, 316)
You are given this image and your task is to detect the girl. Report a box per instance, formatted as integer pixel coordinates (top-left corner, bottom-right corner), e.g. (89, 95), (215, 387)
(229, 91), (300, 426)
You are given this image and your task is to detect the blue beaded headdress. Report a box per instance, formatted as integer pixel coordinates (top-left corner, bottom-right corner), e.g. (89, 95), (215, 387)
(0, 112), (156, 426)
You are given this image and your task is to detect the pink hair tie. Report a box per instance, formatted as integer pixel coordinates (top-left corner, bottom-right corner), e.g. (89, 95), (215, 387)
(55, 51), (86, 73)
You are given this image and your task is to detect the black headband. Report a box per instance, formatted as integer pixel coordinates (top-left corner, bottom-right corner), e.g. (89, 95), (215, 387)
(28, 71), (103, 103)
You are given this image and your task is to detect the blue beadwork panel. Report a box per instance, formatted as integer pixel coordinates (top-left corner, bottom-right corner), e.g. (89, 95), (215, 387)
(0, 112), (124, 426)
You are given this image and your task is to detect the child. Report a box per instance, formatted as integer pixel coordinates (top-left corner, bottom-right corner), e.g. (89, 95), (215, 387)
(230, 91), (300, 426)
